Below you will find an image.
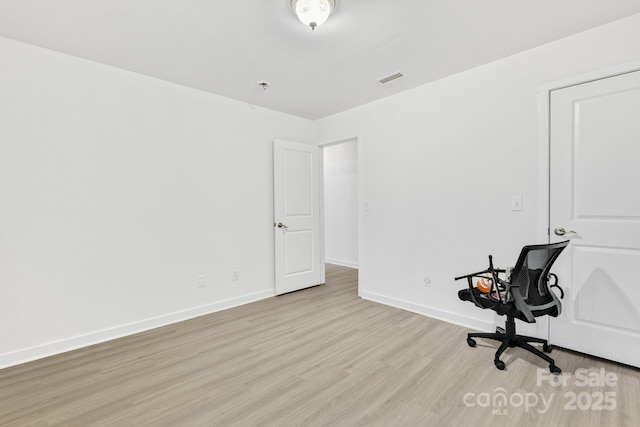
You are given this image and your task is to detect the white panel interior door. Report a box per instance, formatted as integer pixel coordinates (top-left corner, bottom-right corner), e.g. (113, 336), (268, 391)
(273, 139), (324, 295)
(549, 70), (640, 367)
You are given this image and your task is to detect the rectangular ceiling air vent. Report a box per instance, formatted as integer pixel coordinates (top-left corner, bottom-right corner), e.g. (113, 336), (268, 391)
(377, 72), (404, 84)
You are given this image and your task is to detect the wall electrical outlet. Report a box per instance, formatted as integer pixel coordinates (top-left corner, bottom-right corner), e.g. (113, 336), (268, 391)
(231, 270), (240, 281)
(422, 275), (432, 287)
(197, 275), (206, 288)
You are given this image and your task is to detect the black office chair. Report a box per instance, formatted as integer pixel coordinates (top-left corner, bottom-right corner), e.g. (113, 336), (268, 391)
(455, 241), (569, 374)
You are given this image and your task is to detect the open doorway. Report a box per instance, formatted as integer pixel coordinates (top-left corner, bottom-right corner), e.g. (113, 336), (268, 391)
(322, 137), (359, 269)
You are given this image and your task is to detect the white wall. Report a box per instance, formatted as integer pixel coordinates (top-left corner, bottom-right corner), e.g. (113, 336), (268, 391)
(314, 13), (640, 331)
(0, 37), (313, 367)
(323, 140), (358, 268)
(3, 13), (640, 368)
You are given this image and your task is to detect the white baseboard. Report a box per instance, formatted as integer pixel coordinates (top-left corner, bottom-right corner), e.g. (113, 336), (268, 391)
(325, 258), (358, 269)
(0, 289), (275, 369)
(359, 290), (494, 332)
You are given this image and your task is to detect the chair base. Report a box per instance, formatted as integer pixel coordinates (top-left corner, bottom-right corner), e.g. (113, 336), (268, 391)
(467, 315), (561, 374)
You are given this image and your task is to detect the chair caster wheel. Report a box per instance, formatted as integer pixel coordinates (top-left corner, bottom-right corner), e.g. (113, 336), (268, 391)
(543, 344), (552, 353)
(494, 360), (505, 370)
(550, 365), (561, 375)
(467, 338), (476, 347)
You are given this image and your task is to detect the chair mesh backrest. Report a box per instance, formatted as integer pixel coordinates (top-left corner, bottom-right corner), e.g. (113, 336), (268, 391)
(510, 241), (569, 306)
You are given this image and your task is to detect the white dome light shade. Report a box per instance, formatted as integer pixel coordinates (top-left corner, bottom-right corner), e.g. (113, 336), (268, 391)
(291, 0), (335, 30)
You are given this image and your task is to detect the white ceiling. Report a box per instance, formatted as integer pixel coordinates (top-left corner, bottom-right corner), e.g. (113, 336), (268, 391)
(1, 0), (639, 119)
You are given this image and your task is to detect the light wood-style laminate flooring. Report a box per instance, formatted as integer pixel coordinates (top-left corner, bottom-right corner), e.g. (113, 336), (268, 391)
(1, 264), (638, 426)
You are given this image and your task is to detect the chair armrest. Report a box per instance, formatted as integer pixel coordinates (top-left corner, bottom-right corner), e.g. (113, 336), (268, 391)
(454, 269), (490, 281)
(548, 273), (564, 299)
(455, 269), (505, 308)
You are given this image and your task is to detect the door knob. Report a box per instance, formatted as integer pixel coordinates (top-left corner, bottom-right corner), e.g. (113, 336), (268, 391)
(276, 222), (288, 230)
(554, 227), (576, 236)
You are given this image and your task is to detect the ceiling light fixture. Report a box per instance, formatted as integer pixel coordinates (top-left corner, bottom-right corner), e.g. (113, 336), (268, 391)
(290, 0), (336, 31)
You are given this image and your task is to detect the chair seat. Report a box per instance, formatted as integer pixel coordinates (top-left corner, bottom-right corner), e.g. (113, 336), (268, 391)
(458, 288), (559, 323)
